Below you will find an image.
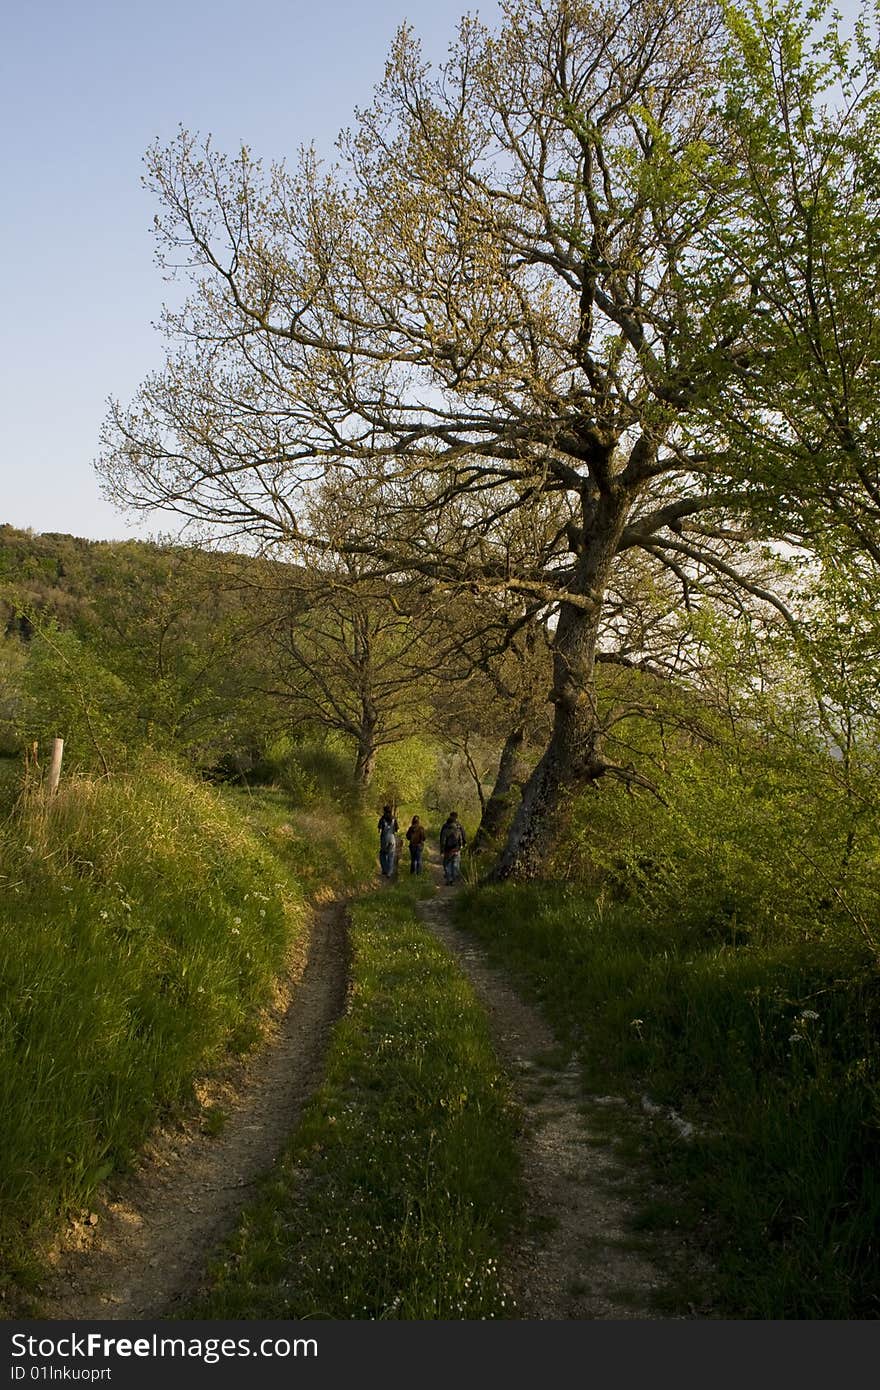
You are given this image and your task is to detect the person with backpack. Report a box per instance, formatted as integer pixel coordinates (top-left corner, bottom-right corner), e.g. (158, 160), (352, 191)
(378, 804), (399, 878)
(405, 815), (427, 874)
(439, 811), (466, 885)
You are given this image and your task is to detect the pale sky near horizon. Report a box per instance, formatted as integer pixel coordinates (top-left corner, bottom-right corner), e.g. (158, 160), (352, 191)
(1, 0), (495, 543)
(0, 0), (866, 545)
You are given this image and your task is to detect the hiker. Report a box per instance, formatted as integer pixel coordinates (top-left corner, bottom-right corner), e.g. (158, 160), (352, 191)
(439, 811), (466, 885)
(377, 804), (399, 878)
(405, 815), (426, 874)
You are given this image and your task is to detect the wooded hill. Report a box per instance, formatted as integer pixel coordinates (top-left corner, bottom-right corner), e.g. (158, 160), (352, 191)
(0, 523), (526, 819)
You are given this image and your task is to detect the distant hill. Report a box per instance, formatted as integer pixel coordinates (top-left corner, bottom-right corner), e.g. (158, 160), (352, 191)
(0, 524), (180, 636)
(0, 525), (293, 770)
(0, 524), (304, 640)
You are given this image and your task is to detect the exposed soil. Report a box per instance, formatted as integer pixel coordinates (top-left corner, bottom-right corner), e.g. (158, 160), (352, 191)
(417, 859), (687, 1320)
(38, 899), (349, 1320)
(32, 855), (704, 1323)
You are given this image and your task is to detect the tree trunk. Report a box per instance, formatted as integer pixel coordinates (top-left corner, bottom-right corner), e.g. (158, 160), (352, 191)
(471, 726), (525, 853)
(488, 612), (605, 880)
(353, 709), (378, 789)
(353, 739), (377, 789)
(489, 489), (630, 881)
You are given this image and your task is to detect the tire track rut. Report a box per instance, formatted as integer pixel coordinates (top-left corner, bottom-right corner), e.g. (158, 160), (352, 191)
(39, 899), (349, 1320)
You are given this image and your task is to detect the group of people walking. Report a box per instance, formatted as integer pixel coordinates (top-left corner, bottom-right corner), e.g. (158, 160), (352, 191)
(377, 805), (467, 884)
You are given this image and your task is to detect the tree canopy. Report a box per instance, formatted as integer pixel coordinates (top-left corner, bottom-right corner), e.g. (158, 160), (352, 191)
(99, 0), (880, 876)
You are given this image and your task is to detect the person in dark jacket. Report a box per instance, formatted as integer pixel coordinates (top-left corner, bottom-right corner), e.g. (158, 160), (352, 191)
(405, 815), (427, 874)
(378, 804), (399, 877)
(439, 811), (466, 884)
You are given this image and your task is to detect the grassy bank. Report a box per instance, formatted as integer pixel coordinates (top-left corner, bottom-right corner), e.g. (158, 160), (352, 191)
(0, 764), (374, 1299)
(224, 783), (377, 900)
(189, 881), (523, 1319)
(456, 883), (880, 1318)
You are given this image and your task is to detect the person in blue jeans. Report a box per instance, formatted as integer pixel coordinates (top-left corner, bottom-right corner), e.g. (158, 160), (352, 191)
(439, 811), (466, 884)
(378, 804), (398, 877)
(405, 816), (426, 873)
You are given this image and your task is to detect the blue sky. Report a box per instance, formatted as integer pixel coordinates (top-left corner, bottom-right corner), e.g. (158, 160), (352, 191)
(0, 0), (865, 543)
(0, 0), (494, 541)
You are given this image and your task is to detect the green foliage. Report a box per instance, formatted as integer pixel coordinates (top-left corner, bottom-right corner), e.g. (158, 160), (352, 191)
(553, 612), (880, 961)
(189, 885), (523, 1319)
(425, 741), (493, 824)
(249, 734), (322, 806)
(372, 736), (438, 813)
(716, 0), (880, 558)
(0, 636), (26, 756)
(20, 623), (135, 774)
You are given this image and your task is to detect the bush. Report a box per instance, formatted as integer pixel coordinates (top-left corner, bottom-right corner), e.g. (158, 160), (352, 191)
(554, 735), (880, 957)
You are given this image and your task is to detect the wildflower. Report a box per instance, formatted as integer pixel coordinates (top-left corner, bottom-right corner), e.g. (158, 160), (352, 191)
(231, 927), (240, 936)
(789, 1033), (803, 1043)
(800, 1009), (819, 1020)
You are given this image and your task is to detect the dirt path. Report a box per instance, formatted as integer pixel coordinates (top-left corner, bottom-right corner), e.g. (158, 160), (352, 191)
(39, 900), (349, 1320)
(35, 860), (696, 1322)
(417, 863), (671, 1320)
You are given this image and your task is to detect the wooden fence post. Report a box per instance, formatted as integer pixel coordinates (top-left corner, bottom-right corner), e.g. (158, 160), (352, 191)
(47, 737), (64, 796)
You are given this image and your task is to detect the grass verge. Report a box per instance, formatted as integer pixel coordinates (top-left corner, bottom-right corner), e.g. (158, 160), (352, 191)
(0, 764), (375, 1305)
(188, 879), (523, 1319)
(455, 882), (880, 1319)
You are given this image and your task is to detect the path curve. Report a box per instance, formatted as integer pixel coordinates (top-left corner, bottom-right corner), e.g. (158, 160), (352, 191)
(39, 900), (349, 1320)
(417, 865), (667, 1320)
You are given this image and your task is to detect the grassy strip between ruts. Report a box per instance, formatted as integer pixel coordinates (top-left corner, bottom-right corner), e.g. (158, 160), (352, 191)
(188, 880), (524, 1320)
(455, 882), (880, 1319)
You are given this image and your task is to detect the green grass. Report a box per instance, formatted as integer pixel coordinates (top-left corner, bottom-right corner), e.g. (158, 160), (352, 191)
(0, 763), (376, 1305)
(222, 784), (378, 899)
(455, 882), (880, 1319)
(188, 880), (524, 1320)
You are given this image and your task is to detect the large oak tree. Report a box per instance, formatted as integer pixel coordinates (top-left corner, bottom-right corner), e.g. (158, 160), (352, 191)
(99, 0), (877, 877)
